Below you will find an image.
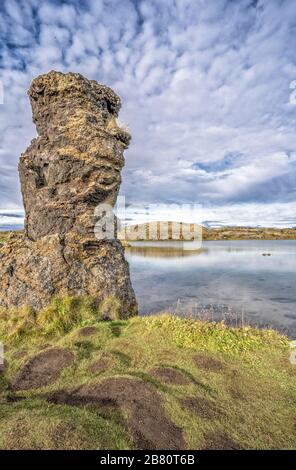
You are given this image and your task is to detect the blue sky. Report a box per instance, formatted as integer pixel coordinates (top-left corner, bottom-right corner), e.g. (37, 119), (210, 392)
(1, 0), (296, 227)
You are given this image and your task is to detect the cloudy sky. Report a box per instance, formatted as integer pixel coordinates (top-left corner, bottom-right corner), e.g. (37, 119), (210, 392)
(1, 0), (296, 228)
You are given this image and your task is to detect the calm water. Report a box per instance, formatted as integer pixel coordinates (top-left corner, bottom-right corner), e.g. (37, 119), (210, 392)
(125, 240), (296, 338)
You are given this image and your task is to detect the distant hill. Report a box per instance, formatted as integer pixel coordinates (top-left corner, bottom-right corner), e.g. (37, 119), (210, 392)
(1, 226), (296, 247)
(118, 221), (202, 242)
(118, 222), (296, 241)
(203, 226), (296, 240)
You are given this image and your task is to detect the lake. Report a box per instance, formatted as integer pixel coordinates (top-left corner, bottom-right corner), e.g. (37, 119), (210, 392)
(125, 240), (296, 338)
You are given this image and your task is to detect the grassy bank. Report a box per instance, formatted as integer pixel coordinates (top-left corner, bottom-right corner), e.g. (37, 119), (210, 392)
(0, 297), (295, 449)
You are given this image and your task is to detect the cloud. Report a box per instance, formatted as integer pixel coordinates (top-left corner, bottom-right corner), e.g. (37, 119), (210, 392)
(0, 0), (296, 226)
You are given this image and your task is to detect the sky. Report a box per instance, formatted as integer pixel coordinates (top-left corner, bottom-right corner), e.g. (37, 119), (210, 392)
(1, 0), (296, 228)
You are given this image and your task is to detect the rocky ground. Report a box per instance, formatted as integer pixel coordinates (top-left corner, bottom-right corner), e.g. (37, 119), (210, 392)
(0, 297), (295, 450)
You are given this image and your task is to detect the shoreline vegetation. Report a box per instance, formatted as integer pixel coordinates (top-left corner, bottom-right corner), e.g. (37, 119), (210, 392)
(0, 296), (295, 450)
(119, 222), (296, 242)
(1, 224), (296, 250)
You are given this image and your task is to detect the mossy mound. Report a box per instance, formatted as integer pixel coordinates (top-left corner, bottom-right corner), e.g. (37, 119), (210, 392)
(0, 297), (295, 449)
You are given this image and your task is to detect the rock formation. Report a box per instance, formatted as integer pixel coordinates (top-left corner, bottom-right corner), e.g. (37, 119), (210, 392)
(0, 71), (137, 318)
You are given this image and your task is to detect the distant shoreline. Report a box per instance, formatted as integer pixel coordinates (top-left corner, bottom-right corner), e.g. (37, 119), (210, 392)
(118, 222), (296, 242)
(1, 225), (296, 248)
(203, 226), (296, 240)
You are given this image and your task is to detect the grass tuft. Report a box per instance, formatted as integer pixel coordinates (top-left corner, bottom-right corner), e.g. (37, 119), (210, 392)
(0, 296), (124, 343)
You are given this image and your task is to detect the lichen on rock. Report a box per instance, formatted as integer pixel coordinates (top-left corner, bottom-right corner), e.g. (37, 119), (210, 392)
(0, 71), (137, 318)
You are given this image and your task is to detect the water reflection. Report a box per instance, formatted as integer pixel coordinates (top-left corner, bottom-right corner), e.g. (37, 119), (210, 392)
(126, 240), (296, 338)
(126, 246), (207, 258)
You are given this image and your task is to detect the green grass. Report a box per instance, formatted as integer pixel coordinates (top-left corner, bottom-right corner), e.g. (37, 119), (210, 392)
(0, 297), (295, 449)
(0, 296), (122, 343)
(0, 236), (8, 246)
(0, 231), (22, 247)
